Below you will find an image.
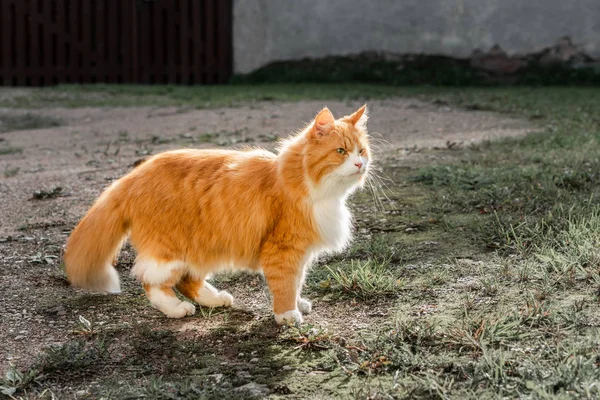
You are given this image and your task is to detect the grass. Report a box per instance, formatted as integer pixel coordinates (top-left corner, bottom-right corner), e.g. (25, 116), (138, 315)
(3, 165), (19, 177)
(0, 83), (410, 108)
(31, 187), (63, 201)
(320, 260), (402, 300)
(0, 146), (23, 155)
(3, 85), (600, 399)
(533, 208), (600, 278)
(0, 113), (62, 132)
(39, 339), (110, 376)
(391, 87), (600, 397)
(0, 364), (41, 397)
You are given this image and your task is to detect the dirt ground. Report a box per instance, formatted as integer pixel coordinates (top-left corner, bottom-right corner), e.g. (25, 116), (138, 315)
(0, 97), (532, 398)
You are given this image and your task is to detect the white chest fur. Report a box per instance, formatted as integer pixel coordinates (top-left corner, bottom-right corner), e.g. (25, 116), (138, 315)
(312, 198), (352, 253)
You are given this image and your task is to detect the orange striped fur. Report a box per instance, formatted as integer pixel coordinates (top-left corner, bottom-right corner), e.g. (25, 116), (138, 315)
(64, 105), (371, 324)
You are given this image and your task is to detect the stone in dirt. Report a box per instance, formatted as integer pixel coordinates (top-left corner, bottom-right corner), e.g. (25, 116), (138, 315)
(234, 382), (270, 397)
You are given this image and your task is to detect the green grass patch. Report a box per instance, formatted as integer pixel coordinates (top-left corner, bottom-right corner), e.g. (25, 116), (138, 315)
(407, 88), (600, 253)
(0, 146), (23, 155)
(0, 83), (410, 108)
(3, 165), (19, 177)
(319, 260), (402, 300)
(0, 112), (62, 132)
(0, 364), (41, 397)
(533, 207), (600, 282)
(39, 338), (110, 376)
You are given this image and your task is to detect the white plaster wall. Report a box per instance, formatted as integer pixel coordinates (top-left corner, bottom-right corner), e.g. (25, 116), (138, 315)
(234, 0), (600, 73)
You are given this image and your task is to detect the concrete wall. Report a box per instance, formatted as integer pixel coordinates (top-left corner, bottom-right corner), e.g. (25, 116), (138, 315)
(233, 0), (600, 74)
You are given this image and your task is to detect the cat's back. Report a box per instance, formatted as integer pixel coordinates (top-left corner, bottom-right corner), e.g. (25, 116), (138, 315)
(116, 147), (281, 234)
(130, 148), (277, 182)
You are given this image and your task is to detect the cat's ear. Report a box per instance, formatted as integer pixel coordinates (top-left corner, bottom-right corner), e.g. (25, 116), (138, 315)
(311, 107), (335, 137)
(346, 104), (368, 129)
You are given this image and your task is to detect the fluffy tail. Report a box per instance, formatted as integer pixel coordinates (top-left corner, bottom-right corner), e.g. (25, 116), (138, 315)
(64, 191), (128, 293)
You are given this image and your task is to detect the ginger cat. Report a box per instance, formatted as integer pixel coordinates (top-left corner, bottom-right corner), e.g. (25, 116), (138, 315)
(64, 105), (370, 324)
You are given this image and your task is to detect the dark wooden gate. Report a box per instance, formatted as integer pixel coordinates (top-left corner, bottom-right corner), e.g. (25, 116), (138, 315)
(0, 0), (232, 86)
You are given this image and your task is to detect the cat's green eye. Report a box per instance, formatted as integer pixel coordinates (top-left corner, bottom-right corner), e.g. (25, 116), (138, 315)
(336, 148), (346, 155)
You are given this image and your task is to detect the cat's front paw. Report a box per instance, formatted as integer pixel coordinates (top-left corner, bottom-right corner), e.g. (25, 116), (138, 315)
(195, 288), (234, 308)
(275, 309), (303, 325)
(297, 298), (312, 314)
(165, 301), (196, 318)
(219, 290), (234, 307)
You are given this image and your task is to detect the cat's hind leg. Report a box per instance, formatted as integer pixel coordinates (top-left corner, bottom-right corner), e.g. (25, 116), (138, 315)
(132, 258), (196, 318)
(143, 284), (196, 318)
(297, 258), (312, 314)
(176, 274), (234, 308)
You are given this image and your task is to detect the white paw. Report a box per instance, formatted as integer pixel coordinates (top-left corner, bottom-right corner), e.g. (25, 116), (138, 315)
(218, 291), (234, 307)
(195, 289), (234, 308)
(104, 267), (121, 293)
(164, 301), (196, 318)
(297, 298), (312, 314)
(275, 309), (303, 325)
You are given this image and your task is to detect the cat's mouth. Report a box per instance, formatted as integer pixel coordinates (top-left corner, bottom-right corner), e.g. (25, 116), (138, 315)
(347, 169), (367, 178)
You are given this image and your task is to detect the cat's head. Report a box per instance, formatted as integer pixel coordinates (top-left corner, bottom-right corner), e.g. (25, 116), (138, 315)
(304, 105), (371, 197)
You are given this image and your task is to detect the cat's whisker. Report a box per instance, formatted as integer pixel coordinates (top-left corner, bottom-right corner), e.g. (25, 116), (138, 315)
(370, 165), (395, 185)
(371, 177), (395, 204)
(366, 143), (386, 155)
(368, 132), (393, 147)
(370, 179), (389, 212)
(368, 166), (393, 188)
(366, 169), (396, 209)
(368, 139), (392, 149)
(363, 165), (390, 209)
(365, 177), (385, 212)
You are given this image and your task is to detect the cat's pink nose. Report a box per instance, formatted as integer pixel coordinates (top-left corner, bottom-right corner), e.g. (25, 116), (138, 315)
(355, 162), (363, 169)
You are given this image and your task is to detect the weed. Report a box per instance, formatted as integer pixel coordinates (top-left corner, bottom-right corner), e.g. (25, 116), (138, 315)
(518, 296), (552, 328)
(3, 165), (19, 177)
(72, 315), (97, 337)
(335, 332), (417, 376)
(0, 364), (41, 397)
(0, 113), (62, 132)
(281, 324), (335, 351)
(100, 377), (250, 400)
(388, 319), (443, 354)
(321, 260), (401, 300)
(196, 128), (254, 147)
(344, 235), (403, 264)
(197, 306), (229, 320)
(0, 84), (406, 109)
(447, 312), (530, 352)
(534, 207), (600, 281)
(39, 338), (110, 376)
(0, 147), (23, 155)
(30, 187), (63, 200)
(473, 347), (516, 391)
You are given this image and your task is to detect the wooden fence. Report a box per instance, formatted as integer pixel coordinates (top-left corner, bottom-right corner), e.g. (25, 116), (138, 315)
(0, 0), (232, 86)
